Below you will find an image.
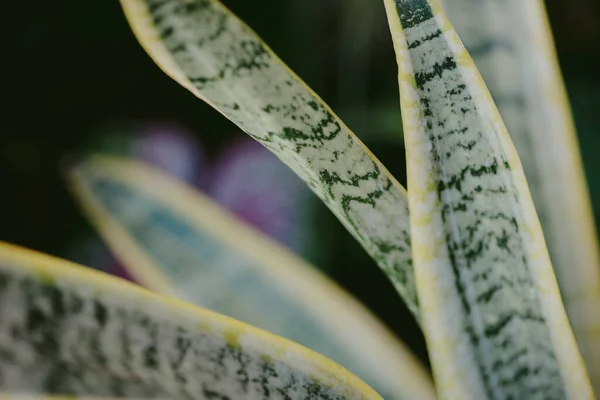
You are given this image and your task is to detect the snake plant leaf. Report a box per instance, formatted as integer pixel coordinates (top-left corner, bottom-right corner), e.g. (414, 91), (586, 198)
(0, 397), (137, 400)
(0, 241), (382, 399)
(442, 0), (600, 391)
(67, 155), (436, 400)
(383, 0), (593, 399)
(118, 0), (420, 319)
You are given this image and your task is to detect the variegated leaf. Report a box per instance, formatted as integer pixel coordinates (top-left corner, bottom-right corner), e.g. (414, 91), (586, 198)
(0, 241), (381, 399)
(442, 0), (600, 391)
(67, 155), (436, 400)
(0, 396), (142, 400)
(383, 0), (593, 399)
(118, 0), (420, 318)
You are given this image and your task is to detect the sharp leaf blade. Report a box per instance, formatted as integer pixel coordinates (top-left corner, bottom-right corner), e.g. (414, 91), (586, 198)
(383, 0), (593, 398)
(119, 0), (420, 319)
(442, 0), (600, 390)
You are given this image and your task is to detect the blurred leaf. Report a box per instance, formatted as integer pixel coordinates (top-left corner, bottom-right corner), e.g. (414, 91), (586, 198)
(0, 241), (382, 399)
(0, 396), (140, 400)
(68, 155), (436, 400)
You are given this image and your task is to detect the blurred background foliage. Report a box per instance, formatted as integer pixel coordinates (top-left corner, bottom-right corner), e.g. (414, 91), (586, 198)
(2, 0), (599, 367)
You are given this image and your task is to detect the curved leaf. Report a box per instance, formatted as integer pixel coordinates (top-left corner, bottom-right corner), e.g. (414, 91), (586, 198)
(0, 241), (381, 399)
(442, 0), (600, 391)
(383, 0), (593, 398)
(67, 155), (436, 400)
(0, 397), (137, 400)
(118, 0), (420, 319)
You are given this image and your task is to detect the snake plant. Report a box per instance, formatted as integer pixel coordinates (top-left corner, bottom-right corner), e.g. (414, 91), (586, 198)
(441, 0), (600, 393)
(1, 0), (597, 399)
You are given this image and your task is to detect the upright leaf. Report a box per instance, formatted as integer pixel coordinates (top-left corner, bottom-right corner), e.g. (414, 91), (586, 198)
(383, 0), (593, 398)
(68, 155), (436, 400)
(0, 241), (381, 399)
(119, 0), (420, 318)
(442, 0), (600, 390)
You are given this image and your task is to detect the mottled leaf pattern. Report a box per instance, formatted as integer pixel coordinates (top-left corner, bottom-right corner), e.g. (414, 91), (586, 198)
(443, 0), (600, 391)
(0, 396), (140, 400)
(0, 242), (381, 399)
(119, 0), (420, 318)
(67, 155), (436, 400)
(383, 0), (593, 399)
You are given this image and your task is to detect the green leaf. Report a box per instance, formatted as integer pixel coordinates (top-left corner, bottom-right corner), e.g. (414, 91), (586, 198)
(0, 241), (381, 399)
(67, 155), (436, 400)
(0, 396), (135, 400)
(442, 0), (600, 391)
(383, 0), (593, 398)
(118, 0), (420, 319)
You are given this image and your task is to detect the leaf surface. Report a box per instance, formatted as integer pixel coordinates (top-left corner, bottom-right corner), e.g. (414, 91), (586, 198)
(119, 0), (420, 318)
(383, 0), (593, 398)
(442, 0), (600, 390)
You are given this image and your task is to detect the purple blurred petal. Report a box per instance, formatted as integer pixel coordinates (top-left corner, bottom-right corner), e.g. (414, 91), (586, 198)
(134, 122), (208, 188)
(209, 138), (312, 252)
